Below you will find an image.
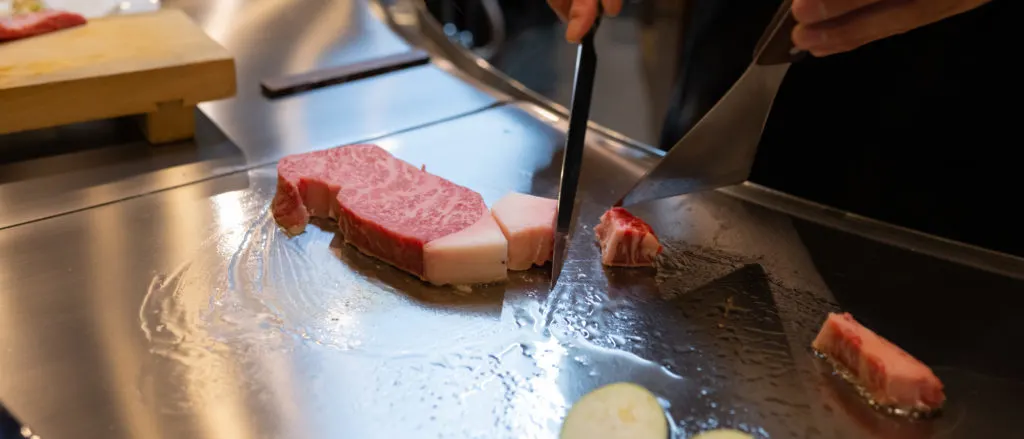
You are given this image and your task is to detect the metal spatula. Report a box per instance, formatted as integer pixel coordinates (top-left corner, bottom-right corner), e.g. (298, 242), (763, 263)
(616, 0), (803, 207)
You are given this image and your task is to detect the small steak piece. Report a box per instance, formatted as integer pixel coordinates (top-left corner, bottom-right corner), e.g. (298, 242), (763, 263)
(0, 10), (87, 42)
(812, 312), (946, 412)
(273, 144), (508, 286)
(490, 192), (557, 270)
(594, 207), (662, 267)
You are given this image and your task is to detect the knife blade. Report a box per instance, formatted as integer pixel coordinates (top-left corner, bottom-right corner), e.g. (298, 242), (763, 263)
(0, 400), (27, 438)
(615, 0), (802, 208)
(550, 14), (601, 290)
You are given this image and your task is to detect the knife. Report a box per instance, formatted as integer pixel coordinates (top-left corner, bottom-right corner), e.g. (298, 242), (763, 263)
(550, 12), (601, 290)
(616, 0), (802, 207)
(0, 400), (28, 438)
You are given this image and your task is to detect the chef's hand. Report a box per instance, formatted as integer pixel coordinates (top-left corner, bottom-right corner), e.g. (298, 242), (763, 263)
(791, 0), (991, 56)
(547, 0), (623, 43)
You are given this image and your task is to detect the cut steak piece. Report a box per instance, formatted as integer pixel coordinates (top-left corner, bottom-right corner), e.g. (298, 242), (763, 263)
(490, 192), (556, 270)
(812, 312), (946, 413)
(273, 144), (508, 286)
(594, 207), (662, 267)
(0, 10), (87, 42)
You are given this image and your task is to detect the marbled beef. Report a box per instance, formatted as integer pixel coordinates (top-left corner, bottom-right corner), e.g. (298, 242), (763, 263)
(272, 144), (508, 286)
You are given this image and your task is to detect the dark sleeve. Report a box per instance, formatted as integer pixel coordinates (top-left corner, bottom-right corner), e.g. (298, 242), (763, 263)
(661, 0), (1024, 255)
(658, 0), (783, 150)
(752, 0), (1024, 256)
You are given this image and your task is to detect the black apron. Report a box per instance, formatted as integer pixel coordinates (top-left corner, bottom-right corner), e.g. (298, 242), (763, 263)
(660, 0), (1024, 257)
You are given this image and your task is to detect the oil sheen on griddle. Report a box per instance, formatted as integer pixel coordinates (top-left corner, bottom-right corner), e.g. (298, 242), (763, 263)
(813, 350), (942, 420)
(137, 198), (821, 437)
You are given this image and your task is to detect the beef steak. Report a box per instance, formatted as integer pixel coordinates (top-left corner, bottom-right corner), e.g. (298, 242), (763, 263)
(273, 144), (508, 286)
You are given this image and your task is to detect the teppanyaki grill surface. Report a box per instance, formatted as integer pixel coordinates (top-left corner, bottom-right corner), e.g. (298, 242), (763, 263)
(622, 188), (1024, 438)
(792, 219), (1024, 381)
(0, 103), (1021, 439)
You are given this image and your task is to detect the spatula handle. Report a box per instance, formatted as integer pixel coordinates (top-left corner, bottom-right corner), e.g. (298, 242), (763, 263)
(754, 0), (805, 65)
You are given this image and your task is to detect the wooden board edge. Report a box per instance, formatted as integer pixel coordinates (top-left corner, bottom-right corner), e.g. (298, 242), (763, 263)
(0, 8), (233, 91)
(0, 58), (237, 136)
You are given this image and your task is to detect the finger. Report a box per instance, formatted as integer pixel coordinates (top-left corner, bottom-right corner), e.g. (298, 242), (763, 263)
(566, 0), (599, 43)
(792, 0), (990, 56)
(791, 0), (884, 25)
(601, 0), (624, 17)
(547, 0), (571, 22)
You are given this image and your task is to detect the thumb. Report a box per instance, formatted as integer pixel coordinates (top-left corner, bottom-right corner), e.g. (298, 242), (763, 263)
(565, 0), (599, 43)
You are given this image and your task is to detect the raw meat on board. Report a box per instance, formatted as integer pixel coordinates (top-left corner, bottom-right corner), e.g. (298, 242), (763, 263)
(0, 10), (86, 42)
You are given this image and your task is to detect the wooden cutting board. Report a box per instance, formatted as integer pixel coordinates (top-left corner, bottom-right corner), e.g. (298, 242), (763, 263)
(0, 9), (236, 144)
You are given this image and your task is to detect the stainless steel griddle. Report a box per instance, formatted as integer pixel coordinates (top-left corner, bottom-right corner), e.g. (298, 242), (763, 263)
(0, 1), (1022, 438)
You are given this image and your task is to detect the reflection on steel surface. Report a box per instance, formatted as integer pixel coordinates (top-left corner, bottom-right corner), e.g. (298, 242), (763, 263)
(183, 0), (500, 164)
(376, 0), (663, 157)
(0, 114), (243, 230)
(133, 175), (804, 436)
(137, 208), (694, 437)
(0, 0), (502, 230)
(1, 1), (1023, 438)
(2, 104), (1023, 438)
